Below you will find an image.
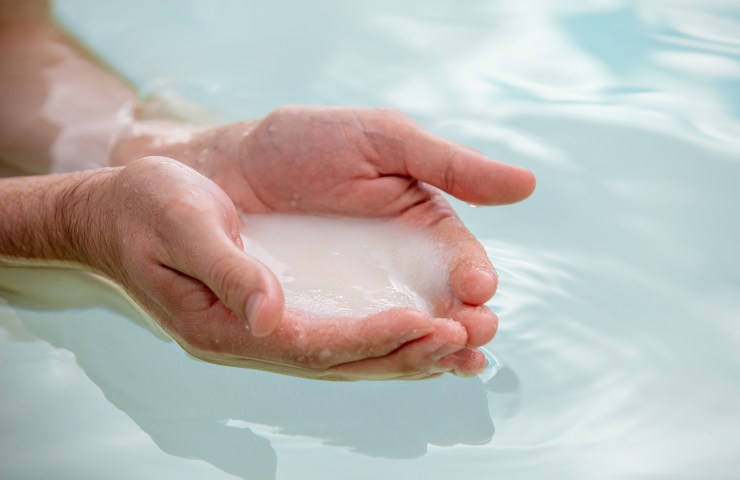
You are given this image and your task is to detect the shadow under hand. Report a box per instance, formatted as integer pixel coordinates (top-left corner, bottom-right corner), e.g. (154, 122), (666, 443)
(0, 266), (494, 479)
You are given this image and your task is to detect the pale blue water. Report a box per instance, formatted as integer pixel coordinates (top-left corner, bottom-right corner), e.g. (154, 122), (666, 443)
(1, 1), (740, 479)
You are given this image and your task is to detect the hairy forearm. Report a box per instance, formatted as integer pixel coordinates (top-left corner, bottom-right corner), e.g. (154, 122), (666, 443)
(0, 169), (115, 267)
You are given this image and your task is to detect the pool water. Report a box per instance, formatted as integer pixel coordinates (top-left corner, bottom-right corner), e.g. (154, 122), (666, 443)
(2, 1), (740, 479)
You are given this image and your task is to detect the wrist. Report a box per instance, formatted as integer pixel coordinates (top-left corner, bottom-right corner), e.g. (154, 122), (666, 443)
(109, 116), (258, 179)
(202, 121), (253, 185)
(108, 97), (215, 169)
(109, 117), (200, 163)
(52, 168), (121, 273)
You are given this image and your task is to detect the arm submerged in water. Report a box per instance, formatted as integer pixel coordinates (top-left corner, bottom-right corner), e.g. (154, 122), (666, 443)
(0, 0), (536, 379)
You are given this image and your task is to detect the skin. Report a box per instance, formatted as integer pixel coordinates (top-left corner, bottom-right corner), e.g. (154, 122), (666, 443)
(0, 1), (536, 380)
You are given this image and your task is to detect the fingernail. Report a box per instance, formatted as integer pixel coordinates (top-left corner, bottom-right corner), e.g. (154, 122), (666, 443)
(245, 291), (264, 333)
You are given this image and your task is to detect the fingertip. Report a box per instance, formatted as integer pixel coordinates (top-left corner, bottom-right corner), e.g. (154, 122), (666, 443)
(369, 308), (434, 342)
(448, 348), (488, 377)
(430, 316), (468, 348)
(245, 265), (285, 338)
(449, 306), (498, 347)
(473, 162), (537, 206)
(245, 291), (266, 337)
(453, 267), (497, 305)
(514, 166), (537, 202)
(245, 300), (284, 338)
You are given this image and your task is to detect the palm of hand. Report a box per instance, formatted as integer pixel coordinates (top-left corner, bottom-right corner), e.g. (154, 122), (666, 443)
(234, 107), (420, 217)
(205, 106), (536, 377)
(102, 157), (474, 380)
(104, 107), (535, 380)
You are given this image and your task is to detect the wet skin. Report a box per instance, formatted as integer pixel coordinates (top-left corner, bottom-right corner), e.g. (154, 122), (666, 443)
(106, 106), (536, 379)
(0, 3), (535, 379)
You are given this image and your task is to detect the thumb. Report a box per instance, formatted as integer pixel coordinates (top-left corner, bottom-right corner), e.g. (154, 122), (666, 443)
(177, 230), (285, 337)
(362, 109), (536, 205)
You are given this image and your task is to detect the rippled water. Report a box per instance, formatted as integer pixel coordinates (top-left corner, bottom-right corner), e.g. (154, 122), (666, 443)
(1, 1), (739, 479)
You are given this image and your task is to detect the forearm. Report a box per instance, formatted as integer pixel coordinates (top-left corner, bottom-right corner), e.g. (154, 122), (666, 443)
(0, 1), (260, 178)
(0, 169), (115, 268)
(0, 0), (134, 174)
(109, 119), (258, 180)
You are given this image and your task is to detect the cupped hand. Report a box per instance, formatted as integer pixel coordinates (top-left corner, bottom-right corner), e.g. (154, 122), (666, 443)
(86, 156), (477, 379)
(207, 106), (536, 350)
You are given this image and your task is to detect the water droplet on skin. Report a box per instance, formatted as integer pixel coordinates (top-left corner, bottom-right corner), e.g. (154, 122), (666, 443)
(468, 203), (480, 208)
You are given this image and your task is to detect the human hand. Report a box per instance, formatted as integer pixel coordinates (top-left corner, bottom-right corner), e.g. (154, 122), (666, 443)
(81, 156), (478, 379)
(204, 106), (536, 351)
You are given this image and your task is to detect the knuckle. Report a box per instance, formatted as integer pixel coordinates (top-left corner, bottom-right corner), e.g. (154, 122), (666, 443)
(443, 150), (459, 192)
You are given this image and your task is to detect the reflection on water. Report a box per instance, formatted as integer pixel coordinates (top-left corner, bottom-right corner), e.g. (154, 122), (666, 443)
(0, 268), (494, 480)
(1, 0), (739, 478)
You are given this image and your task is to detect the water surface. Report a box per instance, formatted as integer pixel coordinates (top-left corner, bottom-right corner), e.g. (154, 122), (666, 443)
(1, 1), (739, 479)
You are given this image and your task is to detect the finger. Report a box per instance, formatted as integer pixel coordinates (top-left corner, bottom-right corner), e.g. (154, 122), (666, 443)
(169, 228), (284, 338)
(394, 192), (497, 306)
(160, 304), (437, 374)
(259, 308), (436, 370)
(392, 194), (499, 347)
(403, 196), (498, 306)
(436, 348), (488, 377)
(426, 213), (499, 347)
(325, 318), (467, 380)
(440, 304), (498, 348)
(362, 109), (536, 205)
